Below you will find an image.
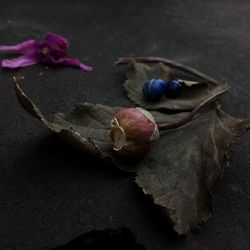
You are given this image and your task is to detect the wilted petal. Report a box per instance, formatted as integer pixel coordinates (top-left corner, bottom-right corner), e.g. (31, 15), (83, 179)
(43, 33), (69, 50)
(0, 40), (39, 55)
(1, 55), (40, 68)
(0, 33), (93, 71)
(49, 57), (93, 71)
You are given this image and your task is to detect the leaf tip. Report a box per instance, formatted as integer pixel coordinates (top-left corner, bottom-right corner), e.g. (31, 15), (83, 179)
(13, 79), (45, 121)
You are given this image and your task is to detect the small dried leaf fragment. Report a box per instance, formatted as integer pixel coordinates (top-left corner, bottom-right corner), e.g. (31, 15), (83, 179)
(124, 61), (227, 111)
(136, 107), (250, 234)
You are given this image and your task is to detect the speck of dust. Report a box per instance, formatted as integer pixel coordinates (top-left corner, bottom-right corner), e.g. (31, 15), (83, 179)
(7, 20), (12, 24)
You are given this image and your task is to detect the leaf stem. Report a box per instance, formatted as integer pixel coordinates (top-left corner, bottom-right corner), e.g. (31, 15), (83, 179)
(115, 56), (221, 86)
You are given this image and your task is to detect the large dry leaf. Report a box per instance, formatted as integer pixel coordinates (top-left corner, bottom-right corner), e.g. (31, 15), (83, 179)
(14, 83), (250, 234)
(136, 107), (250, 234)
(14, 83), (189, 172)
(124, 61), (227, 111)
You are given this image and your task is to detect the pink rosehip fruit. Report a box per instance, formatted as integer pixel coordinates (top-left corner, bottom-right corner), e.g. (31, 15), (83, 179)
(110, 107), (159, 160)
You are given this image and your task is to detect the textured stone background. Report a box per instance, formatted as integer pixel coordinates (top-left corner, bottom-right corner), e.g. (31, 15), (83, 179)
(0, 0), (249, 249)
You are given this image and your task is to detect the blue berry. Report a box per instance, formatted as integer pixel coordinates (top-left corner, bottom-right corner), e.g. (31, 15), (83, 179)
(165, 80), (182, 98)
(143, 79), (167, 101)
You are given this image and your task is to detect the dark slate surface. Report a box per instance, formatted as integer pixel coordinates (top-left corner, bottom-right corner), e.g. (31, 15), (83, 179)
(0, 0), (250, 249)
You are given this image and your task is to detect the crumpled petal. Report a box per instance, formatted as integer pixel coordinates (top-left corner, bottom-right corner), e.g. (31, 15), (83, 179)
(43, 33), (69, 50)
(1, 55), (40, 68)
(0, 33), (93, 72)
(0, 40), (39, 55)
(46, 57), (93, 71)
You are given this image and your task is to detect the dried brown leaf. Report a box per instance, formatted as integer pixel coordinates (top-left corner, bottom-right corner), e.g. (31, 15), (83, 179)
(124, 61), (228, 111)
(14, 83), (250, 234)
(136, 107), (250, 234)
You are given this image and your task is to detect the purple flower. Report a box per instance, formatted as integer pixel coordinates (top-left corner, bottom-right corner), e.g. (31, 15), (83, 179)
(0, 33), (93, 72)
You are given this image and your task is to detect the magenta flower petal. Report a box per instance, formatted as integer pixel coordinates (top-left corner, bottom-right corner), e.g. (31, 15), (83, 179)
(43, 33), (69, 50)
(0, 40), (39, 55)
(0, 33), (92, 72)
(1, 55), (40, 68)
(48, 57), (93, 71)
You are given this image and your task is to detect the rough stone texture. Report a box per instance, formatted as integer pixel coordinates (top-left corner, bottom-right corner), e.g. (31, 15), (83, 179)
(0, 0), (249, 249)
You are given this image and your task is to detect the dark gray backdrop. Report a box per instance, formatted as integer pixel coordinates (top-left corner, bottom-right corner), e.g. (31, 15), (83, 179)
(0, 0), (249, 249)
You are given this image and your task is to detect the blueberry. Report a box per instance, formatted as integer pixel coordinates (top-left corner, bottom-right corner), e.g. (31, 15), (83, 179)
(165, 80), (182, 98)
(143, 79), (167, 101)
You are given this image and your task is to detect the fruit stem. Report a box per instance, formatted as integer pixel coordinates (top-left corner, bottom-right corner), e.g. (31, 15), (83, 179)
(158, 84), (230, 130)
(115, 56), (230, 130)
